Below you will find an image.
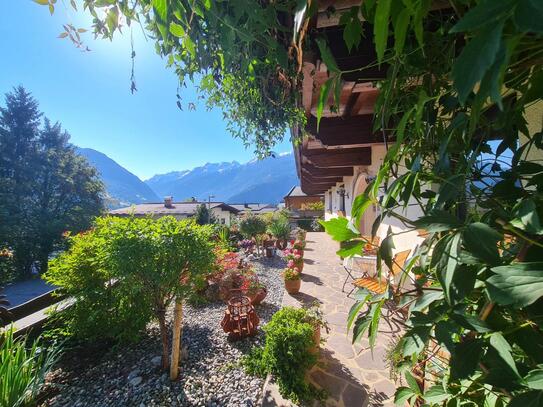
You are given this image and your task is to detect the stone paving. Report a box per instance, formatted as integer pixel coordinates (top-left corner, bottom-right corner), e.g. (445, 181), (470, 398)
(262, 232), (400, 407)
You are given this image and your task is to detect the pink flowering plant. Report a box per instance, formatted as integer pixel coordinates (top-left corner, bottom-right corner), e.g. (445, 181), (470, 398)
(282, 267), (301, 281)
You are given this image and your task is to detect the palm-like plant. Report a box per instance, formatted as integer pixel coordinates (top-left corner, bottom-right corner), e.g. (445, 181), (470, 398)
(267, 217), (291, 249)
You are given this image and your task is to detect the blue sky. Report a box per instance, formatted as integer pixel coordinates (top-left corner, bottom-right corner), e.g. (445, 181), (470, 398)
(0, 1), (292, 180)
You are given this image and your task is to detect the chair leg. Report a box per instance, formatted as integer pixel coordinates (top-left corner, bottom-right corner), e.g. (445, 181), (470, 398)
(342, 266), (355, 293)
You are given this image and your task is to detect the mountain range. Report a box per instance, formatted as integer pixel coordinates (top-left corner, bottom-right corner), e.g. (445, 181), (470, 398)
(76, 148), (298, 208)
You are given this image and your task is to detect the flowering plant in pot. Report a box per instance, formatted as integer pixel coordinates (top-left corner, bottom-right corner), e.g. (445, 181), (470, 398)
(284, 248), (304, 271)
(292, 239), (305, 252)
(282, 267), (301, 294)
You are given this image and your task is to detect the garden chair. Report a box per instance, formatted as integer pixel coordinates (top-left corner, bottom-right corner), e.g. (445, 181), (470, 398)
(350, 249), (412, 297)
(341, 236), (381, 294)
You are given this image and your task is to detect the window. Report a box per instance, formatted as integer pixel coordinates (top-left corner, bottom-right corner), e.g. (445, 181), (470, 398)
(328, 191), (332, 212)
(221, 218), (226, 224)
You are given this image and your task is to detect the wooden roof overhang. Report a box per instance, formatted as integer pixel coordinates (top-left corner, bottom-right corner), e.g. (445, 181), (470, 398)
(294, 1), (458, 194)
(294, 1), (386, 194)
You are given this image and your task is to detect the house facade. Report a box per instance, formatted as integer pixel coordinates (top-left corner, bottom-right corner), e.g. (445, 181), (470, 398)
(283, 186), (323, 210)
(109, 197), (240, 226)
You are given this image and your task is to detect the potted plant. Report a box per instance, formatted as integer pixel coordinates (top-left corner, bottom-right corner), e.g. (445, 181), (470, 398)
(283, 267), (301, 294)
(284, 248), (304, 272)
(245, 277), (267, 305)
(267, 217), (291, 250)
(303, 301), (329, 353)
(292, 239), (305, 255)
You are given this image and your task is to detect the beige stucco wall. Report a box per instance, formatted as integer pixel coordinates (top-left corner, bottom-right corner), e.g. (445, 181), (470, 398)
(211, 207), (232, 226)
(323, 144), (423, 254)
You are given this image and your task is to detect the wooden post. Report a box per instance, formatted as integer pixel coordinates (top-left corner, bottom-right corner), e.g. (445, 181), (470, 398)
(170, 299), (183, 380)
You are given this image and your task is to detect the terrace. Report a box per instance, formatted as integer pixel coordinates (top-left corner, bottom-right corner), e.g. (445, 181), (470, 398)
(263, 232), (397, 407)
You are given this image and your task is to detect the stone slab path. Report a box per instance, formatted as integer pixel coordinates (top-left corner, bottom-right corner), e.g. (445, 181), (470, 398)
(262, 232), (399, 407)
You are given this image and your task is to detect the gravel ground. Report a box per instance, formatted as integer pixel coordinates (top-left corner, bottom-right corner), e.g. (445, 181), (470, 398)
(41, 254), (285, 407)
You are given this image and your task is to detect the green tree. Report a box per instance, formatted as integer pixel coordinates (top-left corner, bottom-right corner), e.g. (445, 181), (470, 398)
(239, 213), (267, 255)
(0, 86), (42, 276)
(194, 203), (216, 225)
(106, 216), (215, 371)
(0, 87), (104, 278)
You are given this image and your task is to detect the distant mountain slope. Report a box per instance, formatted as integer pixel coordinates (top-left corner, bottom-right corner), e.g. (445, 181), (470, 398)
(145, 153), (297, 204)
(76, 147), (159, 208)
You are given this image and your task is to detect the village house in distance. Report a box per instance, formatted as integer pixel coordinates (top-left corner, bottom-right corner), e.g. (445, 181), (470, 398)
(109, 196), (240, 226)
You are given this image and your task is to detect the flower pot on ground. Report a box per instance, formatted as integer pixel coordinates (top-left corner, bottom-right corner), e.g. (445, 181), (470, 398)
(275, 239), (287, 250)
(265, 246), (274, 258)
(283, 267), (301, 294)
(249, 287), (267, 305)
(304, 301), (329, 354)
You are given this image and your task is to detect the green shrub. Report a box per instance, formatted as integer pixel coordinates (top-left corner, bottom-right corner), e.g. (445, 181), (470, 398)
(242, 307), (324, 404)
(45, 220), (153, 343)
(267, 217), (291, 241)
(0, 328), (61, 407)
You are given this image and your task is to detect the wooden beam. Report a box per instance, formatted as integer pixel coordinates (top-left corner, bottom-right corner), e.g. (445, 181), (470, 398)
(301, 175), (339, 189)
(302, 174), (343, 187)
(304, 146), (371, 167)
(301, 169), (343, 184)
(306, 115), (382, 146)
(302, 163), (354, 177)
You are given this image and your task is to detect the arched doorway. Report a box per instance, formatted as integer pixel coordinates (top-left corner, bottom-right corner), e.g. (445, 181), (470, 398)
(352, 173), (375, 235)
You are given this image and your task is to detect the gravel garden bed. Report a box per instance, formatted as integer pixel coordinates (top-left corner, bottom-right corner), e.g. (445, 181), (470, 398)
(41, 255), (285, 407)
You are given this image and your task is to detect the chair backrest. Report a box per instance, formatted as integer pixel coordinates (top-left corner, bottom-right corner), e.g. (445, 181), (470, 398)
(391, 250), (411, 276)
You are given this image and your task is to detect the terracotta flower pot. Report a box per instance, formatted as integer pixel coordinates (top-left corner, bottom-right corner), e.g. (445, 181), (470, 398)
(284, 278), (301, 294)
(275, 239), (287, 250)
(310, 326), (321, 354)
(250, 288), (267, 305)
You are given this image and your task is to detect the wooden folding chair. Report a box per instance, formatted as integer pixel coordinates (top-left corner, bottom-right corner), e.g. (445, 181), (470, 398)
(352, 249), (412, 296)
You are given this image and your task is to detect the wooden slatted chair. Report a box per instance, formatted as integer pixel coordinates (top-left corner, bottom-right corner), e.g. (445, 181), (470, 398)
(352, 249), (411, 296)
(341, 235), (381, 293)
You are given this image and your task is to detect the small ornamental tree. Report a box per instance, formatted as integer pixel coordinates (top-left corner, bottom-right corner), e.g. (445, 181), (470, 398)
(106, 216), (215, 374)
(239, 213), (267, 256)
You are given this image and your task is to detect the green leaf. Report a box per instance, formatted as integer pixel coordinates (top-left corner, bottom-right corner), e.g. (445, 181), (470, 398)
(352, 315), (371, 344)
(33, 0), (50, 4)
(106, 7), (119, 33)
(435, 233), (461, 303)
(424, 385), (449, 403)
(508, 390), (543, 407)
(450, 339), (484, 380)
(452, 22), (504, 104)
(525, 368), (543, 390)
(463, 222), (501, 265)
(411, 291), (443, 312)
(510, 199), (543, 235)
(351, 193), (373, 226)
(487, 262), (543, 307)
(393, 7), (410, 55)
(402, 326), (431, 357)
(315, 38), (340, 73)
(514, 0), (543, 33)
(320, 217), (359, 242)
(412, 211), (463, 232)
(368, 300), (383, 348)
(489, 333), (520, 377)
(395, 387), (416, 405)
(347, 295), (370, 331)
(316, 77), (333, 131)
(379, 228), (395, 270)
(343, 12), (363, 52)
(169, 22), (185, 37)
(152, 0), (168, 22)
(373, 0), (392, 63)
(449, 0), (514, 33)
(337, 240), (363, 258)
(405, 371), (421, 394)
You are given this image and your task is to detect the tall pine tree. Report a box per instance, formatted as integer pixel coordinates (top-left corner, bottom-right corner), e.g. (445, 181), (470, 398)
(0, 87), (104, 279)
